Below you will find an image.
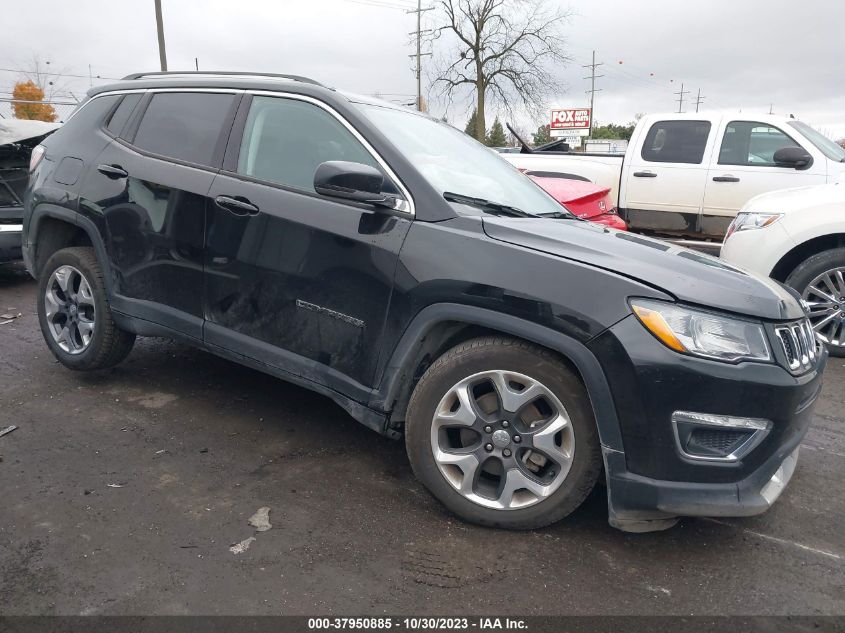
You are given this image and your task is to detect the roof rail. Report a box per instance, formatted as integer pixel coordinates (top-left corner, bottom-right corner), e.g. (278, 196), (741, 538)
(121, 71), (324, 87)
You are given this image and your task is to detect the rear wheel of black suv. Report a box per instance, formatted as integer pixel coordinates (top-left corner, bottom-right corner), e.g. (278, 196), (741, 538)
(405, 336), (602, 529)
(37, 247), (135, 370)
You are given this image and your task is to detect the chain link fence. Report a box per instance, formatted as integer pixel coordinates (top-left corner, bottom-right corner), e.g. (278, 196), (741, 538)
(0, 99), (79, 124)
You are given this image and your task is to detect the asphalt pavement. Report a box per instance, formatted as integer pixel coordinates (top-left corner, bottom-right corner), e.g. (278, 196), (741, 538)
(1, 261), (843, 615)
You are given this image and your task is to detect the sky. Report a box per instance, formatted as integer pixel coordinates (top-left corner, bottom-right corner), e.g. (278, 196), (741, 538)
(4, 0), (844, 139)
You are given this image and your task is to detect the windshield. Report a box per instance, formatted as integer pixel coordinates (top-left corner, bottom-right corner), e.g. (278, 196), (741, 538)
(359, 104), (567, 216)
(790, 121), (845, 162)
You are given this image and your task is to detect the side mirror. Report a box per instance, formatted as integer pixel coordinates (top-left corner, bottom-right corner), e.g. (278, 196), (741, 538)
(773, 147), (813, 170)
(314, 161), (390, 206)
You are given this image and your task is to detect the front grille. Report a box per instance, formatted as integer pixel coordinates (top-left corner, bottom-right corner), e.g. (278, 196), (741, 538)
(775, 319), (818, 374)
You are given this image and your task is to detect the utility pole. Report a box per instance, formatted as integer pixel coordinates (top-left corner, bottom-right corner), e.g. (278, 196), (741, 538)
(694, 88), (705, 113)
(88, 64), (93, 88)
(582, 50), (603, 140)
(154, 0), (168, 71)
(674, 82), (689, 113)
(407, 1), (433, 111)
(195, 57), (199, 71)
(769, 103), (774, 114)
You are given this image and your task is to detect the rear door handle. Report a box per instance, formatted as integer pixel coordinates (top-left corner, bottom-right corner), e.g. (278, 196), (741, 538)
(713, 175), (740, 182)
(633, 171), (657, 178)
(214, 195), (260, 216)
(97, 164), (128, 179)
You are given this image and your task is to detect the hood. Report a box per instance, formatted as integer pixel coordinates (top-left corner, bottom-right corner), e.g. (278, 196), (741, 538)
(742, 182), (844, 215)
(0, 120), (61, 147)
(482, 217), (805, 321)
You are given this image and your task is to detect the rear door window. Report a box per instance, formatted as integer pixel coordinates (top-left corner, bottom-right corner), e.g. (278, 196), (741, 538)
(718, 121), (802, 166)
(641, 120), (712, 164)
(132, 92), (235, 167)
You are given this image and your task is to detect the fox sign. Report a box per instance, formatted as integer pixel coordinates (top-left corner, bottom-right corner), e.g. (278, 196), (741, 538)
(550, 108), (591, 130)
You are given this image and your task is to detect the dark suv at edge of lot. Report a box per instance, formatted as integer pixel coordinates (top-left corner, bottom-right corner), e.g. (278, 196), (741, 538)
(23, 71), (826, 532)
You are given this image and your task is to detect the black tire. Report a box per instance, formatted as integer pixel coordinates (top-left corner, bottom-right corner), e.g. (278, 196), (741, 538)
(785, 247), (845, 358)
(37, 247), (136, 370)
(405, 336), (602, 529)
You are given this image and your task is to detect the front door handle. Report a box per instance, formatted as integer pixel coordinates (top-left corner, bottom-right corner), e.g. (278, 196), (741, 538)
(214, 195), (260, 216)
(713, 175), (740, 182)
(97, 164), (128, 179)
(633, 171), (657, 178)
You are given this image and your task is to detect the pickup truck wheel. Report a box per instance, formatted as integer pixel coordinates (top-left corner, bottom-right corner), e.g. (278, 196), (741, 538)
(37, 247), (136, 370)
(405, 337), (601, 529)
(786, 248), (845, 357)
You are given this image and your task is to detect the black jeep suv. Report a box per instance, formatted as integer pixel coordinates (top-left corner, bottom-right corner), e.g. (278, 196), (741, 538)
(23, 72), (825, 532)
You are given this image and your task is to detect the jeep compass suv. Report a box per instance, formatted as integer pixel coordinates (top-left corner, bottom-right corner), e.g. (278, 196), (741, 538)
(23, 72), (826, 532)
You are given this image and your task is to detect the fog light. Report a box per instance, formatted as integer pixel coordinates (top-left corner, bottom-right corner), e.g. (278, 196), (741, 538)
(671, 411), (771, 462)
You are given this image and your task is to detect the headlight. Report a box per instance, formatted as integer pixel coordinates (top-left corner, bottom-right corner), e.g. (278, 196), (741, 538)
(630, 299), (771, 363)
(725, 212), (783, 240)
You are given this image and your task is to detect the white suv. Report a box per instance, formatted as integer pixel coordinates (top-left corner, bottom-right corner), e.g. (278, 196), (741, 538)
(721, 181), (845, 355)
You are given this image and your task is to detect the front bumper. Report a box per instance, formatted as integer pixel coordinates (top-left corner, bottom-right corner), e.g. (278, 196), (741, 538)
(589, 314), (825, 532)
(0, 223), (23, 263)
(603, 444), (801, 532)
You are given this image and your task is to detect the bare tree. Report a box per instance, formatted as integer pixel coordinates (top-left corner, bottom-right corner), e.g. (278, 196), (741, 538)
(20, 55), (72, 103)
(432, 0), (570, 141)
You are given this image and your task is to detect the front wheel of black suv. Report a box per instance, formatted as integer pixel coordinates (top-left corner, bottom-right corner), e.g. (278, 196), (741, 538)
(37, 247), (136, 370)
(405, 336), (602, 529)
(786, 248), (845, 358)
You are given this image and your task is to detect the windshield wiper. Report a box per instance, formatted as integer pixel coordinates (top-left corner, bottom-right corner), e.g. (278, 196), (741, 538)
(443, 192), (540, 218)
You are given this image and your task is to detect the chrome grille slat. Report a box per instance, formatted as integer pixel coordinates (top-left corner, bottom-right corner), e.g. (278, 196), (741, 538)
(775, 319), (818, 374)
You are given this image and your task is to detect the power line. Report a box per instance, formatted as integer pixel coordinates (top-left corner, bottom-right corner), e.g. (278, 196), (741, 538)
(582, 50), (603, 139)
(341, 0), (415, 9)
(674, 82), (689, 113)
(0, 67), (121, 81)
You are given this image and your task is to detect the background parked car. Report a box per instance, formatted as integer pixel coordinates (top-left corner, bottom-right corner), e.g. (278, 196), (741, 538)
(504, 113), (845, 246)
(0, 119), (60, 262)
(721, 182), (845, 355)
(527, 173), (627, 230)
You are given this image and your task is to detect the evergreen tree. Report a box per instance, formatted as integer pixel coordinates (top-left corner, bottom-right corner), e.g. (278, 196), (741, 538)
(464, 108), (478, 136)
(532, 124), (551, 145)
(486, 116), (507, 146)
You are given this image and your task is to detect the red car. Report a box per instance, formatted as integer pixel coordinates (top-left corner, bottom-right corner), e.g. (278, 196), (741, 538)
(528, 174), (627, 230)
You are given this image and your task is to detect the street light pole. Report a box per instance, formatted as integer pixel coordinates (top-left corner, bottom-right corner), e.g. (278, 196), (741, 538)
(154, 0), (168, 71)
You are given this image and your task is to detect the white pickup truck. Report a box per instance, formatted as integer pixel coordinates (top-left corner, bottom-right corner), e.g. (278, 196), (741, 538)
(504, 113), (845, 245)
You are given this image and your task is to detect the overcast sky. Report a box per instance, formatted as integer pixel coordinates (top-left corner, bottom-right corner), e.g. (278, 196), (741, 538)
(4, 0), (844, 138)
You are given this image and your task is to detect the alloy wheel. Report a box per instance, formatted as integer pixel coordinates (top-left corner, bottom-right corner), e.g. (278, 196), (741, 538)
(44, 265), (97, 355)
(430, 370), (575, 510)
(802, 267), (845, 349)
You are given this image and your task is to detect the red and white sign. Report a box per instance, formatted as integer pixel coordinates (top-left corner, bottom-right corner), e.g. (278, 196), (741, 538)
(550, 108), (591, 130)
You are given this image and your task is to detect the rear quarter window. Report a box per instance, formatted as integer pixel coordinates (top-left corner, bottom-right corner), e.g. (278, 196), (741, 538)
(105, 93), (143, 137)
(131, 92), (236, 167)
(641, 120), (712, 164)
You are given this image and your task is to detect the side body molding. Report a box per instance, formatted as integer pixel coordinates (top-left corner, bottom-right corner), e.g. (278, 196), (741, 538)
(370, 303), (624, 451)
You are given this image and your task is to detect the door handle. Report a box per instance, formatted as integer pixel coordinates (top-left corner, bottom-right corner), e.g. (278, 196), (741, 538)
(713, 175), (740, 182)
(97, 164), (128, 179)
(633, 171), (657, 178)
(214, 195), (260, 216)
